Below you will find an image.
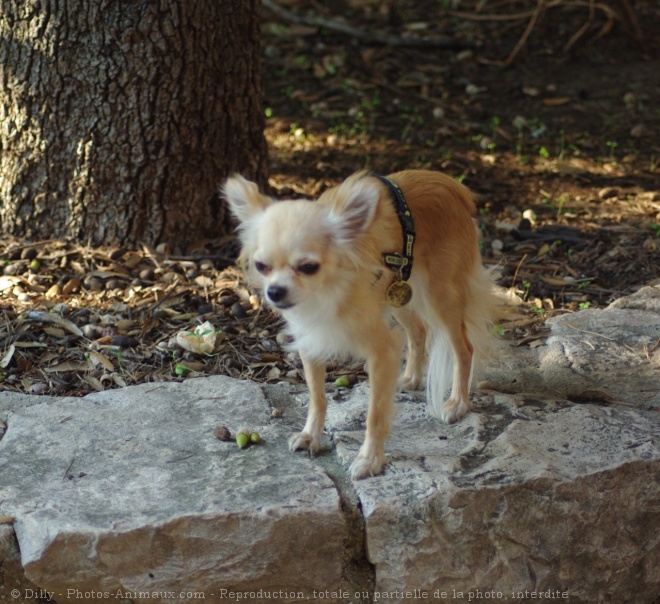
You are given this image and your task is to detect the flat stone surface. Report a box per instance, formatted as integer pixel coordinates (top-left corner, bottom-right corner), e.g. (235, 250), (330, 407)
(326, 387), (660, 602)
(483, 284), (660, 409)
(0, 376), (345, 603)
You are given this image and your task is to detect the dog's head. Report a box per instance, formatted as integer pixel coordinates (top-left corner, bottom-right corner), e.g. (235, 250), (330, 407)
(223, 174), (382, 313)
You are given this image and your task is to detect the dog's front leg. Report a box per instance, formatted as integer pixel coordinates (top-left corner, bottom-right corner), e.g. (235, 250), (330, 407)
(350, 329), (403, 480)
(289, 353), (327, 455)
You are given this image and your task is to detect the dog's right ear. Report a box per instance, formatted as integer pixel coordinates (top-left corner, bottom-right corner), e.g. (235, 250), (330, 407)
(222, 175), (271, 223)
(328, 173), (381, 243)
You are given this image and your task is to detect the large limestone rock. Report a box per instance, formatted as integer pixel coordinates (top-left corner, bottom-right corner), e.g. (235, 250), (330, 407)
(1, 285), (659, 603)
(326, 387), (660, 602)
(0, 377), (346, 604)
(483, 284), (660, 410)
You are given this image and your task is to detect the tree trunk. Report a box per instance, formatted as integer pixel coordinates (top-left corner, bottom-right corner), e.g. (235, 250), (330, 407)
(0, 0), (268, 249)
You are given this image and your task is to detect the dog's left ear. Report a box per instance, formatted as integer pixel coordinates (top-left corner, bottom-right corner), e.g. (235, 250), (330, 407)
(330, 174), (381, 242)
(222, 175), (272, 224)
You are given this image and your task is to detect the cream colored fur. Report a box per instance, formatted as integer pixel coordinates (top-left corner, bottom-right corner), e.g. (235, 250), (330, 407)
(223, 170), (507, 479)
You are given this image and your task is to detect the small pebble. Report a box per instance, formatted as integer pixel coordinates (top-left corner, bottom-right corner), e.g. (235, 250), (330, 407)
(139, 268), (155, 281)
(218, 294), (238, 307)
(197, 304), (214, 315)
(261, 338), (279, 352)
(83, 276), (104, 291)
(230, 302), (248, 319)
(276, 332), (293, 347)
(213, 425), (232, 441)
(110, 335), (139, 348)
(630, 124), (644, 138)
(598, 187), (619, 200)
(2, 262), (22, 276)
(109, 247), (126, 260)
(62, 278), (81, 295)
(20, 248), (38, 260)
(105, 278), (124, 290)
(82, 324), (104, 339)
(465, 83), (480, 96)
(623, 92), (636, 106)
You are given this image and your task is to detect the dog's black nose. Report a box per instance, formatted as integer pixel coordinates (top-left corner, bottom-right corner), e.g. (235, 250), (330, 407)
(267, 285), (288, 304)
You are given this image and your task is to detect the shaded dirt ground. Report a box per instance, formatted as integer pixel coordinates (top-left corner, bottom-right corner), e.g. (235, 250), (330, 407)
(0, 0), (658, 397)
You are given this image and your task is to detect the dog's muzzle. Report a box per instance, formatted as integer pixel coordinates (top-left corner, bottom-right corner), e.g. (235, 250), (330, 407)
(266, 285), (293, 309)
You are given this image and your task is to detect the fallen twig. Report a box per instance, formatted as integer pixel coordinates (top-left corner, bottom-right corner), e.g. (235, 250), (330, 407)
(504, 0), (547, 65)
(262, 0), (476, 49)
(62, 457), (75, 479)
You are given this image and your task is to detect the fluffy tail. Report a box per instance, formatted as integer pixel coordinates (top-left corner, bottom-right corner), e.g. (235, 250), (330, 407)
(426, 264), (512, 419)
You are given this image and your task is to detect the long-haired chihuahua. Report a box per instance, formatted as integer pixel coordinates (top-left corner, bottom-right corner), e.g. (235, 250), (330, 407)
(223, 170), (505, 479)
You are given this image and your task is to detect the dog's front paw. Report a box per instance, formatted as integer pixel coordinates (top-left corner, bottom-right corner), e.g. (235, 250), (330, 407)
(349, 450), (386, 480)
(288, 431), (320, 454)
(440, 398), (470, 424)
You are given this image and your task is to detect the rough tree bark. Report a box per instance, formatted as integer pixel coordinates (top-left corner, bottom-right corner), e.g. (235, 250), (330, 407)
(0, 0), (268, 248)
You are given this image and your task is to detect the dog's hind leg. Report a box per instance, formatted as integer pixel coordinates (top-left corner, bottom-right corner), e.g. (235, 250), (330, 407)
(394, 306), (427, 391)
(426, 301), (475, 424)
(441, 317), (474, 423)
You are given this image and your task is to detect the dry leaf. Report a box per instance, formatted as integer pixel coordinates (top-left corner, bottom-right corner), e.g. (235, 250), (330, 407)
(540, 276), (572, 286)
(26, 311), (83, 337)
(13, 342), (48, 349)
(543, 97), (571, 106)
(537, 243), (550, 257)
(43, 326), (66, 338)
(44, 359), (95, 373)
(87, 350), (115, 372)
(83, 375), (105, 392)
(0, 344), (16, 368)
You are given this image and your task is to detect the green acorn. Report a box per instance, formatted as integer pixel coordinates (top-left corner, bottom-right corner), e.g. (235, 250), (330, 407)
(236, 427), (250, 449)
(335, 374), (357, 388)
(174, 363), (187, 376)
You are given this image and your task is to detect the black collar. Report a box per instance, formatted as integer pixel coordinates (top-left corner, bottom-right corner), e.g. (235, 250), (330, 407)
(375, 175), (415, 281)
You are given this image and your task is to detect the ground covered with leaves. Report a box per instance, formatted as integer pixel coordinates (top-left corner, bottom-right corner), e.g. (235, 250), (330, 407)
(0, 0), (658, 397)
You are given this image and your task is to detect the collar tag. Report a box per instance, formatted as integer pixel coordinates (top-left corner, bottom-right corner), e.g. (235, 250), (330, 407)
(383, 253), (409, 268)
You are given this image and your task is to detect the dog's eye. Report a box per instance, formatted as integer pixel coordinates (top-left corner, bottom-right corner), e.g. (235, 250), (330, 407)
(254, 261), (270, 274)
(297, 262), (320, 276)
